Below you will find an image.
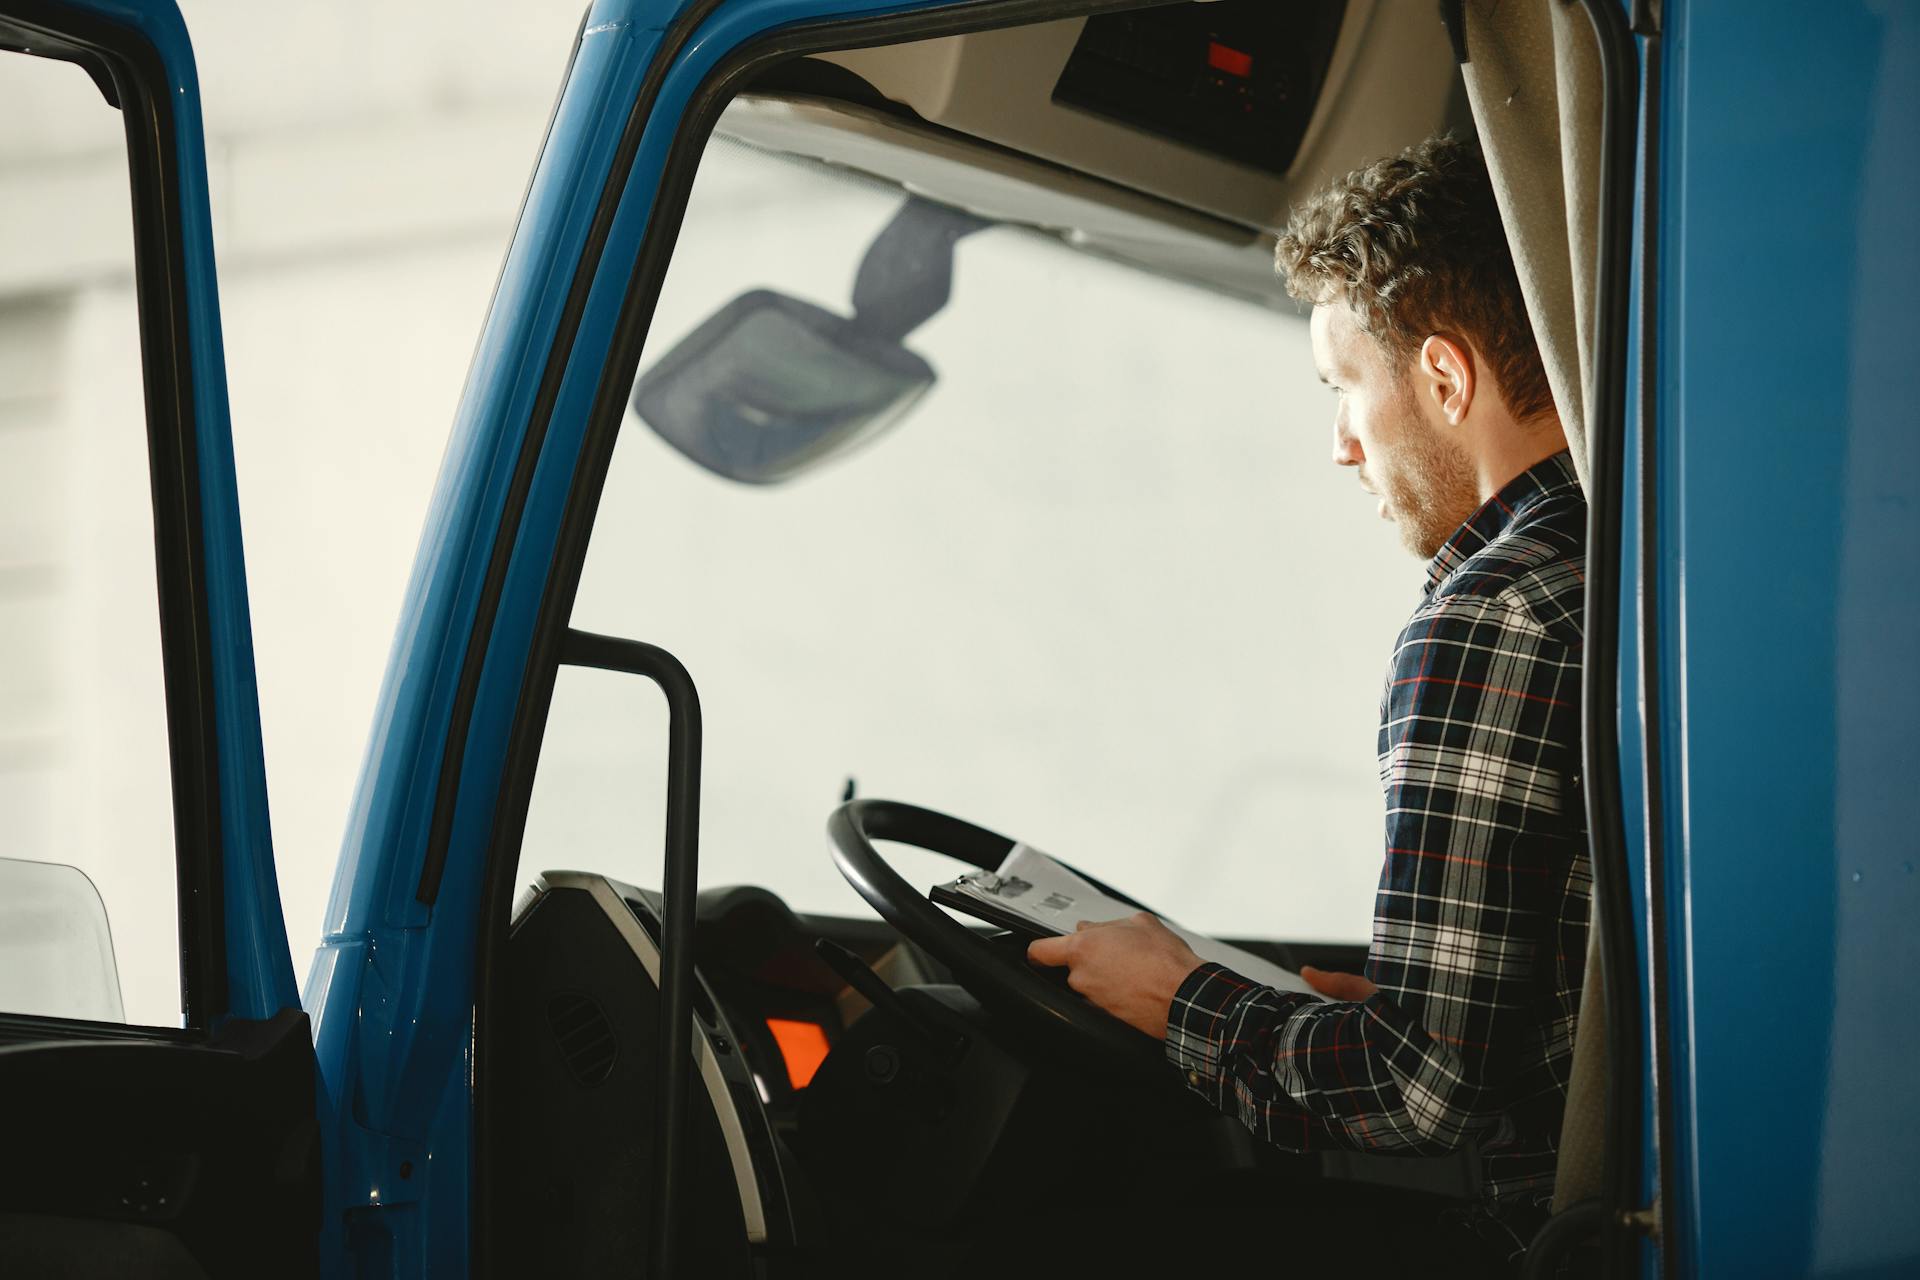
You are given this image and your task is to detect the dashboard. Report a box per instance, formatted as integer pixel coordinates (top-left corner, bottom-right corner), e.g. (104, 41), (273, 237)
(487, 868), (1469, 1277)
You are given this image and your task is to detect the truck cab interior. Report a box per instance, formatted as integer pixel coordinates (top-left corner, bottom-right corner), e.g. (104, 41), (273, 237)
(19, 0), (1918, 1273)
(473, 3), (1610, 1275)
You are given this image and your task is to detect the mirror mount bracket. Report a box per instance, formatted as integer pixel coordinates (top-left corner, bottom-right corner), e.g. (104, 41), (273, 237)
(849, 197), (990, 342)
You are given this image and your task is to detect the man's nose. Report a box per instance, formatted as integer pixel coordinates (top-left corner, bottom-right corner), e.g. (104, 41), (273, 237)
(1332, 425), (1363, 468)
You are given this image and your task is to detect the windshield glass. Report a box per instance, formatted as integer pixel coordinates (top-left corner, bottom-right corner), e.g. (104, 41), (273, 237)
(531, 130), (1419, 944)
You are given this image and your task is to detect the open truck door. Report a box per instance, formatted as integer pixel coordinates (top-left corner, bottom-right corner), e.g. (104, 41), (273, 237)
(0, 2), (318, 1277)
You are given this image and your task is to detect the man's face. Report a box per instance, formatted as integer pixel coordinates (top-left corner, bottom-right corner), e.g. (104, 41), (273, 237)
(1309, 301), (1477, 560)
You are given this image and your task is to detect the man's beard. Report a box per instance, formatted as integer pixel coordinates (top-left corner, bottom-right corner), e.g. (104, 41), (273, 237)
(1373, 391), (1480, 560)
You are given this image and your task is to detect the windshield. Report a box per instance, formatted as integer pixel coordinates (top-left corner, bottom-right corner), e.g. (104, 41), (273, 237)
(522, 130), (1419, 944)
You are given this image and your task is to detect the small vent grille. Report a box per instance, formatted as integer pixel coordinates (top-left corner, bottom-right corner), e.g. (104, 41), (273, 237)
(547, 991), (618, 1087)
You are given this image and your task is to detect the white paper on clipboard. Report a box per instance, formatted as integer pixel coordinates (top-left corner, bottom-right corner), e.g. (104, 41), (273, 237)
(937, 842), (1325, 1000)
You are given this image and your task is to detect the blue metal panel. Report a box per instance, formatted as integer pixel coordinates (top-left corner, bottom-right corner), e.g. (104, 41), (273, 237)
(302, 0), (961, 1268)
(303, 16), (667, 1271)
(1657, 1), (1920, 1274)
(51, 0), (298, 1023)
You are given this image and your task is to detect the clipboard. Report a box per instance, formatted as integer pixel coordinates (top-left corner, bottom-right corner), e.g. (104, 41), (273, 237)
(929, 877), (1064, 942)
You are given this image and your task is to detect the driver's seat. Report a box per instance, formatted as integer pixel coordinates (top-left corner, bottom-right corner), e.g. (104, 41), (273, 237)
(491, 871), (797, 1278)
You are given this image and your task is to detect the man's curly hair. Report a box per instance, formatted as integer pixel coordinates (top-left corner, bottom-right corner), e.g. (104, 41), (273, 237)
(1276, 134), (1555, 424)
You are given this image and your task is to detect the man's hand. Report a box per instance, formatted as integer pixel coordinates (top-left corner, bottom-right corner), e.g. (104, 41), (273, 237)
(1299, 966), (1379, 1001)
(1026, 912), (1204, 1040)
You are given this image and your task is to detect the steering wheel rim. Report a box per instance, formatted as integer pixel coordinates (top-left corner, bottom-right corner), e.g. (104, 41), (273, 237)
(827, 798), (1164, 1073)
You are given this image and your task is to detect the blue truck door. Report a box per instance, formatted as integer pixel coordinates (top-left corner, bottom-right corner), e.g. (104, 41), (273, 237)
(298, 0), (1040, 1270)
(0, 2), (317, 1276)
(1646, 1), (1920, 1275)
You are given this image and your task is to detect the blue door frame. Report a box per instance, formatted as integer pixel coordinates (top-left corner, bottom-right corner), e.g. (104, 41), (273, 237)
(298, 0), (1011, 1270)
(1642, 1), (1920, 1276)
(7, 0), (299, 1027)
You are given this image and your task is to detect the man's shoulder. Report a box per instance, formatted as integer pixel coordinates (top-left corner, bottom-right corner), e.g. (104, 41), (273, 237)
(1424, 489), (1587, 648)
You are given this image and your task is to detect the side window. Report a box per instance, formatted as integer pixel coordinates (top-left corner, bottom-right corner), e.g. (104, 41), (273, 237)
(517, 103), (1414, 944)
(0, 51), (182, 1027)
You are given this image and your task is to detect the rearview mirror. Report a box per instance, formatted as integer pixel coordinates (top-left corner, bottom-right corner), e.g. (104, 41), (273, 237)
(631, 197), (986, 485)
(631, 289), (934, 485)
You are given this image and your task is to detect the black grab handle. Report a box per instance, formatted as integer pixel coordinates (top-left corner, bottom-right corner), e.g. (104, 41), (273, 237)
(560, 627), (702, 1280)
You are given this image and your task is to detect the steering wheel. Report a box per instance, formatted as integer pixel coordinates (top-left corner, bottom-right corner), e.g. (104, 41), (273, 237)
(826, 798), (1165, 1073)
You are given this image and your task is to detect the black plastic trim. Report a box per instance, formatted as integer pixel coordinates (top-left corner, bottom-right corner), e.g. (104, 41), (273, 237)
(1632, 25), (1680, 1280)
(558, 629), (704, 1280)
(1568, 0), (1646, 1274)
(1439, 0), (1469, 64)
(3, 2), (228, 1028)
(467, 1), (1178, 1270)
(0, 1012), (196, 1049)
(0, 1008), (322, 1277)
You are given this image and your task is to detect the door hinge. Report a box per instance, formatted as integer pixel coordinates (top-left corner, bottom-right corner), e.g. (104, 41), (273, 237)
(1620, 1198), (1661, 1238)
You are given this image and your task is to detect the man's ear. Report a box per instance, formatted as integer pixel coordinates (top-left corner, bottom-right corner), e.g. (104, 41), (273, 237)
(1418, 333), (1476, 427)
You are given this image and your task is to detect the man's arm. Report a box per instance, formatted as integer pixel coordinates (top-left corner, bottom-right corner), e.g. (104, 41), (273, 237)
(1036, 592), (1583, 1156)
(1025, 917), (1376, 1037)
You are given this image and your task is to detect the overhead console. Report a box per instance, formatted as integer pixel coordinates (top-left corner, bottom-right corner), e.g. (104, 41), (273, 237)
(723, 0), (1461, 304)
(1048, 2), (1348, 180)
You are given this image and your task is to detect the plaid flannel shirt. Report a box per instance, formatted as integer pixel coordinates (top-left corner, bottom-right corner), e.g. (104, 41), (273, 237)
(1167, 451), (1591, 1204)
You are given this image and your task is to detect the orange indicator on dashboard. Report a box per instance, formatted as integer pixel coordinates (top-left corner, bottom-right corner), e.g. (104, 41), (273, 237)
(765, 1017), (831, 1089)
(1207, 42), (1253, 78)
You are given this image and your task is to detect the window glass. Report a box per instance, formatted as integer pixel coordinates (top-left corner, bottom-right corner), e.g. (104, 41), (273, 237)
(528, 126), (1418, 945)
(0, 53), (181, 1026)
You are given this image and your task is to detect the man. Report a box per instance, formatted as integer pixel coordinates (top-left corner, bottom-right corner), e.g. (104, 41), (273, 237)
(1029, 135), (1589, 1271)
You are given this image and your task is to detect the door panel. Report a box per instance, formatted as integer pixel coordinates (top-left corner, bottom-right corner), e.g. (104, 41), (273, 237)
(1655, 1), (1920, 1274)
(0, 1010), (321, 1279)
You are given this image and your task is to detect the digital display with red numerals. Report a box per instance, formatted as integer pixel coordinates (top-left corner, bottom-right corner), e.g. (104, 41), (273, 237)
(1207, 41), (1254, 78)
(1052, 0), (1350, 178)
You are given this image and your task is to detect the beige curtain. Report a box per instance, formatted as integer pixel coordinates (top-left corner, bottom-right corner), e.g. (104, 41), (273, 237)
(1461, 0), (1603, 493)
(1458, 0), (1608, 1212)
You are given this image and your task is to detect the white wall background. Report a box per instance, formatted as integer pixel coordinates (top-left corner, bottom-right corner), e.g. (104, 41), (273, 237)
(1, 2), (1427, 1029)
(0, 1), (584, 1026)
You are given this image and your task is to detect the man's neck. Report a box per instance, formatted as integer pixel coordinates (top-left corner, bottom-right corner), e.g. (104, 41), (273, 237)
(1473, 421), (1571, 503)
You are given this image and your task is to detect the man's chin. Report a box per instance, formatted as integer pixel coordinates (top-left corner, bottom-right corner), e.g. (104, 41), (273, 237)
(1394, 514), (1446, 560)
(1377, 500), (1428, 557)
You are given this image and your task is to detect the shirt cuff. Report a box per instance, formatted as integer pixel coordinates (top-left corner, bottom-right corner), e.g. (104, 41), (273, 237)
(1164, 961), (1256, 1087)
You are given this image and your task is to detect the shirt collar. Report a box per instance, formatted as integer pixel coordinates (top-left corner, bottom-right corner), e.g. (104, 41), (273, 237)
(1424, 450), (1583, 593)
